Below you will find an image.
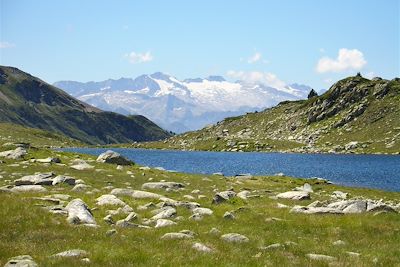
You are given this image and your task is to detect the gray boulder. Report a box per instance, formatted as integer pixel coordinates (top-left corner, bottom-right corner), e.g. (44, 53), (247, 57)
(192, 242), (214, 253)
(52, 249), (88, 258)
(4, 255), (37, 267)
(306, 253), (336, 262)
(65, 198), (96, 225)
(0, 147), (27, 159)
(212, 191), (236, 204)
(161, 232), (193, 240)
(151, 207), (177, 220)
(52, 175), (76, 186)
(221, 233), (249, 243)
(96, 150), (133, 165)
(96, 194), (126, 206)
(155, 219), (177, 228)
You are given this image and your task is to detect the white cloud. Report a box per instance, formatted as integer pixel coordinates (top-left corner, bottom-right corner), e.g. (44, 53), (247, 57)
(316, 48), (367, 73)
(227, 70), (287, 90)
(247, 52), (262, 64)
(125, 51), (153, 63)
(0, 41), (15, 49)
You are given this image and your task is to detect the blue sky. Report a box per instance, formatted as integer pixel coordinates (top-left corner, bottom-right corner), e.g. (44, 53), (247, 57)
(1, 0), (399, 90)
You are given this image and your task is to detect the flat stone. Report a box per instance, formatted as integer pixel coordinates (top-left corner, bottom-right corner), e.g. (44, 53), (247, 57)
(110, 188), (135, 196)
(132, 190), (164, 199)
(96, 194), (126, 206)
(192, 207), (213, 216)
(4, 255), (37, 267)
(11, 185), (47, 193)
(36, 157), (61, 163)
(14, 172), (54, 186)
(290, 205), (343, 214)
(221, 233), (249, 243)
(155, 219), (177, 228)
(192, 242), (214, 253)
(161, 232), (193, 240)
(71, 184), (90, 192)
(142, 182), (184, 190)
(306, 253), (336, 262)
(52, 249), (88, 258)
(276, 191), (310, 200)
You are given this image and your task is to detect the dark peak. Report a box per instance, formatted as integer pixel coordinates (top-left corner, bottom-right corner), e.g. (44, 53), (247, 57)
(307, 89), (318, 99)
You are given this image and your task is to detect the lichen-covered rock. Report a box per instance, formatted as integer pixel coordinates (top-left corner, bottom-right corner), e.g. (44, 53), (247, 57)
(4, 255), (37, 267)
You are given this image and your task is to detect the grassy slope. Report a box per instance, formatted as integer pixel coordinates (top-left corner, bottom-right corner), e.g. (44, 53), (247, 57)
(127, 77), (400, 154)
(0, 66), (171, 144)
(0, 123), (83, 148)
(0, 141), (400, 266)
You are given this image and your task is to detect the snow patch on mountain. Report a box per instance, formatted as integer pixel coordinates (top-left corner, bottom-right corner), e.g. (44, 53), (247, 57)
(54, 73), (312, 133)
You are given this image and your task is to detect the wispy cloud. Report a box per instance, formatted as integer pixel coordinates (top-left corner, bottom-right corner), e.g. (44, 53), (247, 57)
(247, 52), (262, 64)
(316, 48), (367, 73)
(227, 70), (286, 90)
(125, 51), (153, 64)
(0, 41), (15, 49)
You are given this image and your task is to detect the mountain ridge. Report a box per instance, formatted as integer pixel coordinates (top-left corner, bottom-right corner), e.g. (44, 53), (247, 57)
(0, 66), (171, 144)
(54, 73), (312, 133)
(132, 74), (400, 154)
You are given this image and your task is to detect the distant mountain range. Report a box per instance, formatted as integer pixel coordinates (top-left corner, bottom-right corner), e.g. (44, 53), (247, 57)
(0, 66), (171, 144)
(54, 73), (312, 133)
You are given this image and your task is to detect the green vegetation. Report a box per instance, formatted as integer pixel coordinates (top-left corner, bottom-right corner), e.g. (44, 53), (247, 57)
(0, 123), (83, 148)
(1, 129), (400, 266)
(0, 66), (171, 145)
(128, 76), (400, 154)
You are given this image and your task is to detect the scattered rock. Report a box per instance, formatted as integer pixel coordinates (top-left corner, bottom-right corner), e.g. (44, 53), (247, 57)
(65, 198), (96, 225)
(52, 249), (89, 258)
(36, 157), (61, 163)
(276, 191), (310, 200)
(71, 184), (91, 192)
(212, 190), (236, 204)
(96, 194), (126, 206)
(161, 232), (193, 240)
(234, 174), (253, 179)
(70, 160), (94, 170)
(151, 207), (177, 220)
(192, 242), (214, 253)
(221, 233), (249, 243)
(223, 211), (235, 220)
(96, 150), (133, 165)
(192, 207), (213, 216)
(142, 182), (184, 190)
(14, 172), (54, 186)
(0, 147), (27, 159)
(237, 190), (251, 199)
(52, 175), (76, 186)
(306, 253), (336, 262)
(331, 191), (348, 199)
(4, 255), (37, 267)
(11, 185), (47, 193)
(155, 219), (177, 228)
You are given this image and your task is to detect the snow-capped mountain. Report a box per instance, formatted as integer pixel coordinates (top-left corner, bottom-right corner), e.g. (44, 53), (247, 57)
(54, 73), (312, 133)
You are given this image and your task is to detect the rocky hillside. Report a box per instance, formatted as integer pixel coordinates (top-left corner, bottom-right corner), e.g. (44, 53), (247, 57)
(0, 66), (171, 144)
(136, 75), (400, 154)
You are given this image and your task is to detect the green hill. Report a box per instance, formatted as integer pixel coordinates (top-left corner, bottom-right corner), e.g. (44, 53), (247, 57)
(135, 75), (400, 154)
(0, 66), (171, 144)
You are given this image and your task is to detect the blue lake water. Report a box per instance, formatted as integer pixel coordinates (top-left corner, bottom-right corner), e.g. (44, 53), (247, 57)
(62, 148), (400, 192)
